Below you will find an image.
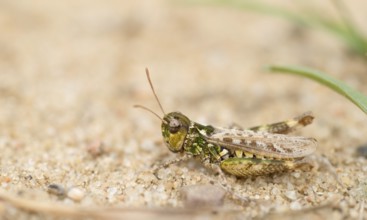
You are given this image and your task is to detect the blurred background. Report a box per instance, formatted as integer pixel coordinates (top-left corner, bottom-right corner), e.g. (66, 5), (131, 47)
(0, 0), (367, 218)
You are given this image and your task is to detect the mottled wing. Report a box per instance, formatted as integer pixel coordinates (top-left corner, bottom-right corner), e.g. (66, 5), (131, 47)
(201, 128), (317, 159)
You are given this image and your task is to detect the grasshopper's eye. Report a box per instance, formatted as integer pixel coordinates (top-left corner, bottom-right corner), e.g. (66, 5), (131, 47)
(169, 118), (181, 134)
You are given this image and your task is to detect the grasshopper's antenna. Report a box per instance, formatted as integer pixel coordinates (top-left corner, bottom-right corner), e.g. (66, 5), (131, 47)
(133, 68), (168, 124)
(145, 68), (166, 115)
(133, 104), (167, 124)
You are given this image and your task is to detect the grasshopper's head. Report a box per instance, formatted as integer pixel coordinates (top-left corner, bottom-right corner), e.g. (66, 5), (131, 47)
(134, 69), (191, 153)
(161, 112), (190, 153)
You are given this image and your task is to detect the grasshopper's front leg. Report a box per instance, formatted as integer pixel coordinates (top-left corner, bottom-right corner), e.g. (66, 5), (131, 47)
(152, 154), (192, 179)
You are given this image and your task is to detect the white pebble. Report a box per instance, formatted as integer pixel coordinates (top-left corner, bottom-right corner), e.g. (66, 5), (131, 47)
(107, 187), (118, 198)
(67, 187), (85, 202)
(284, 190), (297, 201)
(292, 172), (301, 178)
(271, 187), (280, 196)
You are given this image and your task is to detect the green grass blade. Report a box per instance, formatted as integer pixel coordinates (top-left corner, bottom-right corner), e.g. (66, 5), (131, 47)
(190, 0), (367, 55)
(331, 0), (367, 52)
(268, 66), (367, 114)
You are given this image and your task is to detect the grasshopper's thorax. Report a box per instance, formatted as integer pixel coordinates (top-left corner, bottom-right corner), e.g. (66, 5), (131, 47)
(161, 112), (191, 153)
(161, 112), (221, 162)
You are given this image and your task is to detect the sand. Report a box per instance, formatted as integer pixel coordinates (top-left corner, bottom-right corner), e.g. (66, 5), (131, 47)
(0, 0), (367, 219)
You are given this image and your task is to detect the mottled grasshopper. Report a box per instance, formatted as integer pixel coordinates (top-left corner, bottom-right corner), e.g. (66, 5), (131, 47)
(135, 69), (317, 178)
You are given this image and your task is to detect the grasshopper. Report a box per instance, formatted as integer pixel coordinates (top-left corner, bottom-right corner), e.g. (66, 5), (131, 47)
(135, 69), (317, 178)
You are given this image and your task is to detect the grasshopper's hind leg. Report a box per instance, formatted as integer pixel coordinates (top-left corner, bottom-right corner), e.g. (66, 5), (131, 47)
(248, 111), (314, 134)
(220, 157), (312, 177)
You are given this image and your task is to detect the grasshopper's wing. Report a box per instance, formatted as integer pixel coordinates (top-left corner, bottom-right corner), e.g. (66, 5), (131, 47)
(201, 128), (317, 159)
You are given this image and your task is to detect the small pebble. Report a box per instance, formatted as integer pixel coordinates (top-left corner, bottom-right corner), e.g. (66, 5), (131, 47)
(24, 175), (32, 181)
(67, 187), (85, 202)
(47, 184), (66, 197)
(284, 190), (297, 201)
(356, 144), (367, 158)
(107, 187), (118, 199)
(86, 140), (105, 157)
(270, 187), (280, 196)
(180, 184), (226, 208)
(291, 172), (301, 178)
(156, 168), (171, 180)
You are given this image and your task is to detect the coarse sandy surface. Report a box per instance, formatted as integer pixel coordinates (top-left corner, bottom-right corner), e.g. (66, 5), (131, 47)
(0, 0), (367, 219)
